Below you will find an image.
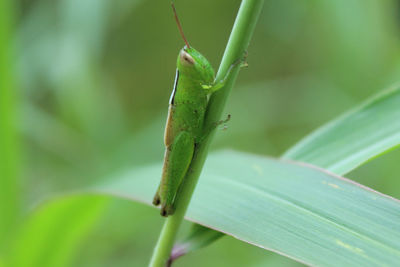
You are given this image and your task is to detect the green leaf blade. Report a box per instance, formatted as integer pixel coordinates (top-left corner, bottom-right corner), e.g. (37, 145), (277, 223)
(283, 86), (400, 175)
(6, 196), (108, 267)
(168, 85), (400, 260)
(96, 151), (400, 266)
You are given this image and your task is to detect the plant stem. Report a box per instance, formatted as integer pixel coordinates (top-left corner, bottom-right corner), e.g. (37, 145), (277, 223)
(149, 1), (264, 266)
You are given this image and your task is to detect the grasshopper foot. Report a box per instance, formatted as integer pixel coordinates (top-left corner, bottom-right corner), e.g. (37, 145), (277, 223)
(153, 193), (161, 206)
(241, 50), (249, 68)
(161, 204), (175, 217)
(198, 114), (232, 144)
(230, 50), (248, 70)
(221, 114), (231, 124)
(214, 114), (231, 128)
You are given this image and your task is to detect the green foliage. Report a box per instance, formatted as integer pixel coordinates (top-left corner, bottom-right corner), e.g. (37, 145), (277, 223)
(284, 86), (400, 175)
(6, 196), (108, 267)
(3, 0), (400, 266)
(95, 150), (400, 266)
(171, 224), (224, 261)
(0, 0), (19, 250)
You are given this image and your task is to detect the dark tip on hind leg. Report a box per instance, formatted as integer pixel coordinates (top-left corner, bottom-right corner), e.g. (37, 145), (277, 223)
(153, 194), (161, 206)
(160, 205), (169, 217)
(161, 204), (175, 217)
(161, 208), (168, 217)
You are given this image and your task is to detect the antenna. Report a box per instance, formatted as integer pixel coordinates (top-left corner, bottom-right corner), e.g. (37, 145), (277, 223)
(171, 2), (190, 49)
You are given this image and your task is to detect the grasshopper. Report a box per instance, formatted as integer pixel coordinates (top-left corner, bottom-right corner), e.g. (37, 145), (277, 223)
(153, 2), (244, 217)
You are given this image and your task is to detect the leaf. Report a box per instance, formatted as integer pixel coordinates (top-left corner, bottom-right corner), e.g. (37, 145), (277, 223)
(96, 151), (400, 266)
(6, 196), (108, 267)
(169, 224), (224, 266)
(161, 84), (400, 261)
(283, 85), (400, 175)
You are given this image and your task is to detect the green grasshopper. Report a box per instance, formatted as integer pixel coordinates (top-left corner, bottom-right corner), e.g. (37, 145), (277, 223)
(153, 2), (243, 217)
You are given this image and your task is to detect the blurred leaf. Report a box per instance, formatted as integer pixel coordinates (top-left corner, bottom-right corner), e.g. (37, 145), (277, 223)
(17, 0), (132, 146)
(169, 224), (224, 266)
(283, 85), (400, 175)
(20, 103), (92, 163)
(6, 196), (108, 267)
(95, 151), (400, 266)
(0, 0), (19, 250)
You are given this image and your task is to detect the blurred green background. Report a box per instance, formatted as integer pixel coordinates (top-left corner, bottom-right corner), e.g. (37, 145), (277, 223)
(9, 0), (400, 266)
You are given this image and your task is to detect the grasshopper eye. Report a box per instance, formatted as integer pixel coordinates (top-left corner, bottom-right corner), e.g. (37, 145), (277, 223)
(180, 50), (195, 66)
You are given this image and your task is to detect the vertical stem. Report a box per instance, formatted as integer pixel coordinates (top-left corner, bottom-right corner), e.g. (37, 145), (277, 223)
(149, 0), (264, 266)
(0, 0), (19, 251)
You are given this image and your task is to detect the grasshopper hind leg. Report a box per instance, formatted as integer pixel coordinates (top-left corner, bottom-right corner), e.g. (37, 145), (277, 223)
(158, 131), (195, 217)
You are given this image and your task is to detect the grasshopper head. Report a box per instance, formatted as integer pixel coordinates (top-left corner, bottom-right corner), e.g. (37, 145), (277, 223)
(177, 46), (215, 84)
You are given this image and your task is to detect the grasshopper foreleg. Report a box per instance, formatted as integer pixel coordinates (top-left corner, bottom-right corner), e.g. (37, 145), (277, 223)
(201, 51), (248, 93)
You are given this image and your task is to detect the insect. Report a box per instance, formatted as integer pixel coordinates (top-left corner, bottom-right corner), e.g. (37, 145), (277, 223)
(153, 2), (243, 217)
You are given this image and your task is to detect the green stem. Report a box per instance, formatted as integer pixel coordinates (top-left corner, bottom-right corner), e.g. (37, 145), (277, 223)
(149, 1), (264, 266)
